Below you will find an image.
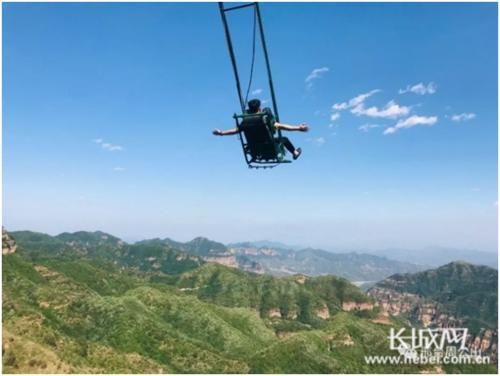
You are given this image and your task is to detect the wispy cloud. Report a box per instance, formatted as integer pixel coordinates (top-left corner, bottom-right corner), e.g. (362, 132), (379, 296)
(330, 112), (340, 122)
(359, 124), (381, 132)
(399, 82), (437, 95)
(306, 136), (326, 146)
(332, 89), (380, 111)
(451, 112), (476, 122)
(384, 115), (438, 135)
(93, 138), (124, 152)
(251, 88), (263, 96)
(305, 67), (329, 88)
(113, 167), (125, 172)
(102, 143), (124, 151)
(352, 100), (410, 119)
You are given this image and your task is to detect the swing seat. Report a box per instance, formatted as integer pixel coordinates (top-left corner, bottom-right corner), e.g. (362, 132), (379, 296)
(234, 113), (291, 168)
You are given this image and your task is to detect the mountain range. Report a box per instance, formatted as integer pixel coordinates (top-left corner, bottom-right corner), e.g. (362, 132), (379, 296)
(234, 241), (498, 269)
(229, 243), (427, 282)
(2, 229), (497, 373)
(127, 236), (430, 282)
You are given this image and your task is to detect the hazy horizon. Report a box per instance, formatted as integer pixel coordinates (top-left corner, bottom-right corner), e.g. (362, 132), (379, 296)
(3, 224), (498, 255)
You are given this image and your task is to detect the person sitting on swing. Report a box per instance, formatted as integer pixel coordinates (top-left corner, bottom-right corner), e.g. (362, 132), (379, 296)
(212, 99), (309, 160)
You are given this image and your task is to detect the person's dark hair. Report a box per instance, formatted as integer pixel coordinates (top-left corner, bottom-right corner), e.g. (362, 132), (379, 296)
(247, 99), (261, 114)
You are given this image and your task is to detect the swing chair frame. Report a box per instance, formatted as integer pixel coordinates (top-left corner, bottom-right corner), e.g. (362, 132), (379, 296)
(219, 2), (290, 169)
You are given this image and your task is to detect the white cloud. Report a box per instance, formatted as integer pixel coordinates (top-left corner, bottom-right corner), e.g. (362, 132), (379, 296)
(359, 124), (381, 132)
(93, 138), (124, 152)
(305, 67), (329, 88)
(352, 100), (410, 119)
(330, 112), (340, 122)
(251, 88), (263, 96)
(399, 82), (437, 95)
(332, 89), (381, 111)
(113, 167), (125, 172)
(384, 115), (438, 135)
(451, 112), (476, 122)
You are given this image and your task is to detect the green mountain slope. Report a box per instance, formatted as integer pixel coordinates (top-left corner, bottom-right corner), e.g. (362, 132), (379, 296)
(175, 263), (369, 321)
(56, 231), (124, 249)
(11, 230), (204, 275)
(3, 252), (446, 374)
(3, 254), (270, 373)
(136, 236), (227, 257)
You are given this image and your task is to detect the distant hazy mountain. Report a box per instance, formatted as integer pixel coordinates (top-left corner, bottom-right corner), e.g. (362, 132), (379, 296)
(366, 247), (497, 268)
(228, 240), (301, 251)
(230, 244), (428, 282)
(133, 238), (427, 282)
(233, 241), (498, 269)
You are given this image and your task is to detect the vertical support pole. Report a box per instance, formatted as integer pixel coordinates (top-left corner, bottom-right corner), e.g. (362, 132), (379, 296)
(219, 2), (245, 113)
(255, 2), (279, 123)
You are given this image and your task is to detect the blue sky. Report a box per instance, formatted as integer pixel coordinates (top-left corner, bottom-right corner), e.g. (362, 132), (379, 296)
(3, 2), (498, 252)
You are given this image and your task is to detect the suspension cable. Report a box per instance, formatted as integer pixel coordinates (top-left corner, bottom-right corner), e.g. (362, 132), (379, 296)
(243, 6), (257, 109)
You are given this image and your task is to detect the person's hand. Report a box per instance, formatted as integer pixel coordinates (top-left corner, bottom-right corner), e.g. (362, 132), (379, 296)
(213, 129), (223, 136)
(299, 123), (309, 132)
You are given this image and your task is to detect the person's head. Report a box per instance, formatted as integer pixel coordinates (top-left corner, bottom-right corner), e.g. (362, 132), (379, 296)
(247, 99), (261, 114)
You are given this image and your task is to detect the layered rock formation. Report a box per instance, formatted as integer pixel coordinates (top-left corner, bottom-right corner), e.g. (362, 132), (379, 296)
(368, 263), (498, 363)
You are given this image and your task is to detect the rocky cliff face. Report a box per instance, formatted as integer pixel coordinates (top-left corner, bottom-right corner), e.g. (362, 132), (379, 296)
(342, 301), (374, 312)
(368, 270), (498, 363)
(368, 286), (466, 327)
(231, 246), (280, 257)
(470, 329), (497, 354)
(2, 229), (17, 255)
(202, 255), (239, 268)
(200, 252), (265, 273)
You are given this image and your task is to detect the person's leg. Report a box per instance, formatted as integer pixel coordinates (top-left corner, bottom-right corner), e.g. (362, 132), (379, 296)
(278, 136), (295, 154)
(276, 137), (302, 159)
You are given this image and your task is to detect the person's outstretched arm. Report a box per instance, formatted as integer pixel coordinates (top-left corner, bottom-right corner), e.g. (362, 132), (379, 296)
(212, 127), (240, 136)
(275, 122), (309, 132)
